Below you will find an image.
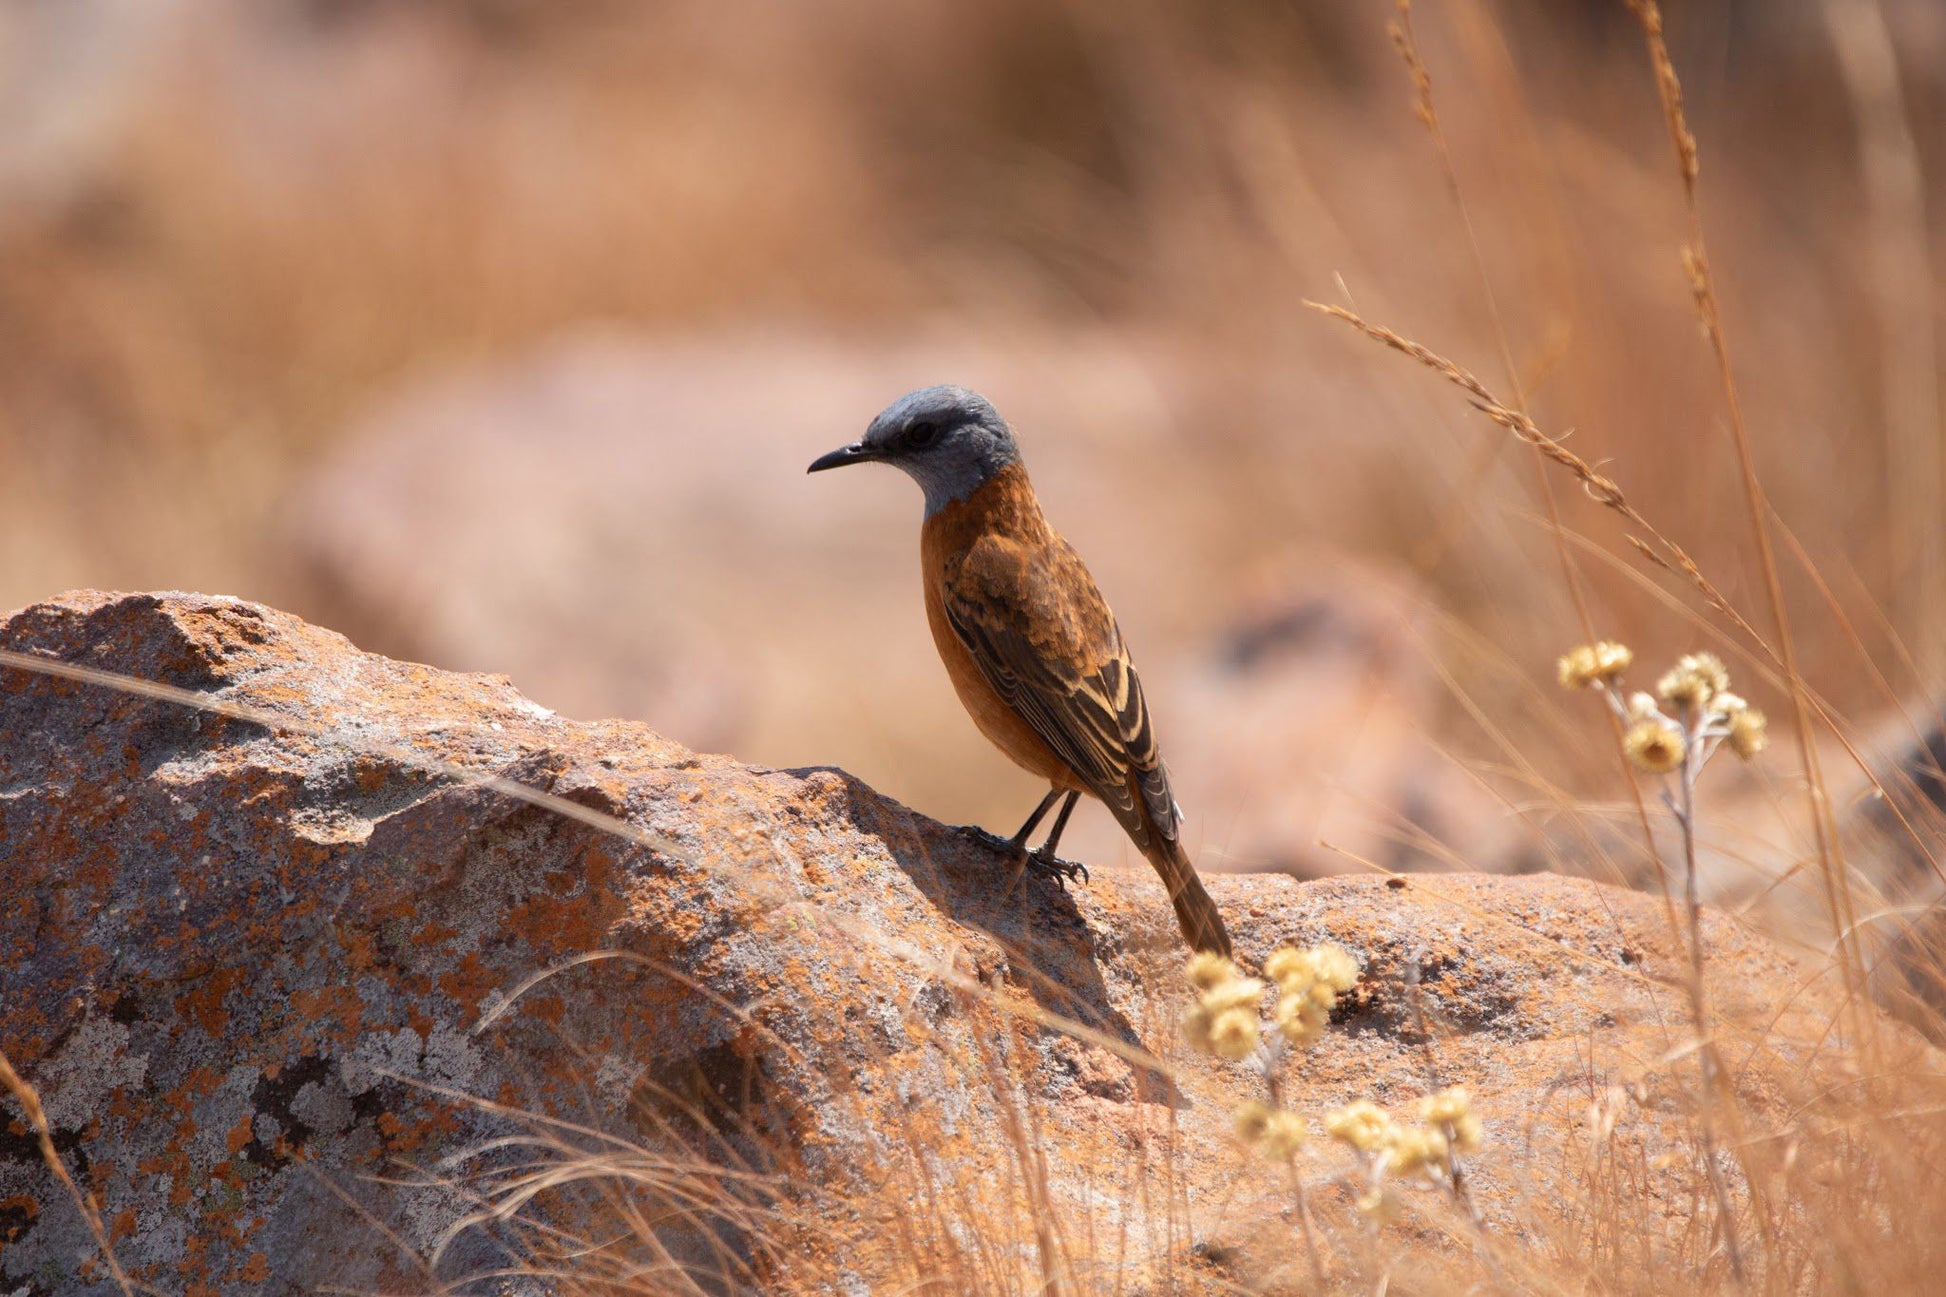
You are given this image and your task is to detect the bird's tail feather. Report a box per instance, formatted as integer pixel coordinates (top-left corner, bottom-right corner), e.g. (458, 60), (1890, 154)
(1145, 837), (1233, 957)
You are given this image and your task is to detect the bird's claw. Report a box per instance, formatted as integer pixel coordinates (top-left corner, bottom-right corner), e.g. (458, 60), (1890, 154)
(1025, 849), (1088, 889)
(957, 824), (1089, 889)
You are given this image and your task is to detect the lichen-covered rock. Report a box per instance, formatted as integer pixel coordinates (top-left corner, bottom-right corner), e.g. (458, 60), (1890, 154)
(0, 592), (1884, 1294)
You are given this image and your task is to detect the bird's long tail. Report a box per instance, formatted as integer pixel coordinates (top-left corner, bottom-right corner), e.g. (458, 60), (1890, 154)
(1144, 837), (1233, 957)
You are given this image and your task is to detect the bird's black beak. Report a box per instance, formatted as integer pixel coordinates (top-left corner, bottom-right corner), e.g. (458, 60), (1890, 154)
(807, 441), (879, 473)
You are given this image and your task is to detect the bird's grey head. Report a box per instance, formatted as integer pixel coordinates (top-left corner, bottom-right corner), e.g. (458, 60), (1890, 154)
(807, 385), (1021, 515)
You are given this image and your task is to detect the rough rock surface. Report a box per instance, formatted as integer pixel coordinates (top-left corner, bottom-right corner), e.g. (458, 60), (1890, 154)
(0, 592), (1872, 1294)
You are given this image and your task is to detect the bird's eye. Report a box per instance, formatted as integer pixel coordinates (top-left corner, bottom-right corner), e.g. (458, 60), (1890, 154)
(906, 420), (938, 448)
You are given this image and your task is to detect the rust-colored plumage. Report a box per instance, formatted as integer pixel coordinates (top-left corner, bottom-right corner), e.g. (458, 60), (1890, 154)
(921, 465), (1233, 956)
(810, 385), (1231, 955)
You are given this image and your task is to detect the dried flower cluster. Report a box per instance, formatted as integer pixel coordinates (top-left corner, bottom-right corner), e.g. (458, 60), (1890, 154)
(1232, 1100), (1308, 1158)
(1184, 943), (1360, 1064)
(1264, 942), (1361, 1047)
(1184, 945), (1358, 1164)
(1183, 952), (1267, 1062)
(1557, 642), (1767, 775)
(1185, 943), (1487, 1242)
(1325, 1088), (1484, 1216)
(1556, 640), (1634, 690)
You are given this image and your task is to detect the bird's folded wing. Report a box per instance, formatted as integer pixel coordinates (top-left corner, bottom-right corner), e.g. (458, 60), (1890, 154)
(942, 535), (1181, 849)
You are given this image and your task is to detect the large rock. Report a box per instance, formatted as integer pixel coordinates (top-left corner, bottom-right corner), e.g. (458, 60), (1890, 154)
(0, 592), (1896, 1293)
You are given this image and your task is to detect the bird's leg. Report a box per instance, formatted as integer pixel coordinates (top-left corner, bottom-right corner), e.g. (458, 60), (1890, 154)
(1025, 790), (1087, 886)
(961, 788), (1063, 858)
(1004, 787), (1064, 854)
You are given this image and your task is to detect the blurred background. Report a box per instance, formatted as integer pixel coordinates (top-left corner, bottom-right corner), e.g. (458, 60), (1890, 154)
(3, 0), (1943, 905)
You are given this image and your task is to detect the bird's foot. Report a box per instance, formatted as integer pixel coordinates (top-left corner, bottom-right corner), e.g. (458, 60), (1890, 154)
(956, 824), (1089, 889)
(956, 824), (1021, 855)
(1024, 847), (1089, 889)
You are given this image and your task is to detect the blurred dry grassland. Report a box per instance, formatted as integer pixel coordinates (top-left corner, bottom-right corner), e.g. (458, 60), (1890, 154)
(6, 0), (1945, 900)
(4, 0), (1946, 1288)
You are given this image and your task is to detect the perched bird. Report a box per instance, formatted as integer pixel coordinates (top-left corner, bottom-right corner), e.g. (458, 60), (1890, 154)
(808, 386), (1233, 955)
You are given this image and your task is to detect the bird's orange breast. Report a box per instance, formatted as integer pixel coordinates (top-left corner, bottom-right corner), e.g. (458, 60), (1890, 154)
(921, 467), (1086, 790)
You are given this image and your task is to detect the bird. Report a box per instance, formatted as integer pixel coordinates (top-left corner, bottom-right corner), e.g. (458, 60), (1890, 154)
(808, 385), (1233, 955)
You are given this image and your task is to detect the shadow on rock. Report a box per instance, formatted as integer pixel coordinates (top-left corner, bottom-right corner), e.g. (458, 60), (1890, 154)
(802, 766), (1179, 1106)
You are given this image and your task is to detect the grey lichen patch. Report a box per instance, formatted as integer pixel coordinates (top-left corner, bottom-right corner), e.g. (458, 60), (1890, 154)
(34, 1018), (147, 1129)
(188, 1065), (263, 1166)
(340, 1024), (486, 1098)
(290, 1079), (355, 1137)
(593, 1053), (648, 1114)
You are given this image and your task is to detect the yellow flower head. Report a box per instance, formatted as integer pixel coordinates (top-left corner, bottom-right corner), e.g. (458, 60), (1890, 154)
(1265, 944), (1358, 998)
(1199, 975), (1267, 1016)
(1449, 1113), (1485, 1154)
(1262, 1110), (1307, 1159)
(1595, 641), (1636, 681)
(1558, 641), (1633, 690)
(1686, 652), (1731, 694)
(1309, 944), (1360, 992)
(1623, 719), (1685, 774)
(1628, 691), (1660, 720)
(1419, 1086), (1472, 1126)
(1383, 1125), (1449, 1175)
(1233, 1100), (1273, 1144)
(1262, 946), (1305, 987)
(1557, 646), (1598, 690)
(1275, 991), (1329, 1047)
(1710, 691), (1747, 718)
(1325, 1099), (1395, 1153)
(1728, 707), (1767, 759)
(1208, 1006), (1261, 1060)
(1657, 651), (1729, 709)
(1186, 951), (1239, 992)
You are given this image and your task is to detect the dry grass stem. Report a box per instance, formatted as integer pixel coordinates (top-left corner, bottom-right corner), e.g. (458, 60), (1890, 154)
(0, 1048), (137, 1296)
(1304, 299), (1771, 658)
(1623, 0), (1873, 1055)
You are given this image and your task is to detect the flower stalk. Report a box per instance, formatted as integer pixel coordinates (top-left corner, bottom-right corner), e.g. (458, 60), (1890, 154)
(1558, 642), (1760, 1280)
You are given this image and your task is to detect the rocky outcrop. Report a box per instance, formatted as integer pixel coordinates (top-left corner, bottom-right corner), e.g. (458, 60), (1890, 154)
(0, 592), (1884, 1294)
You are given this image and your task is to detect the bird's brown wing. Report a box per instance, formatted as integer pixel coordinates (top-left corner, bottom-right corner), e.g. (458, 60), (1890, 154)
(941, 532), (1181, 851)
